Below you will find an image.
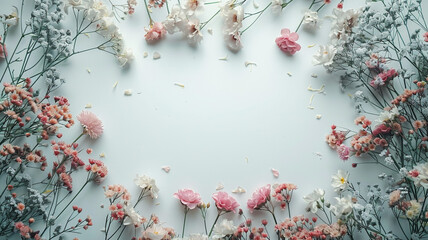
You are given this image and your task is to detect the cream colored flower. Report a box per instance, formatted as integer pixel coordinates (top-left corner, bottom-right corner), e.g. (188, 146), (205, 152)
(303, 188), (325, 213)
(331, 170), (349, 192)
(134, 174), (159, 199)
(313, 45), (337, 67)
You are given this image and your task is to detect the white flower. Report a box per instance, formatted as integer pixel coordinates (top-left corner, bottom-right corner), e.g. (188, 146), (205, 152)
(378, 106), (399, 122)
(143, 225), (168, 240)
(224, 31), (242, 51)
(221, 4), (243, 35)
(187, 18), (203, 45)
(331, 170), (349, 192)
(331, 195), (353, 217)
(117, 48), (134, 67)
(64, 0), (89, 14)
(410, 163), (428, 189)
(329, 8), (361, 45)
(182, 0), (204, 16)
(303, 189), (325, 213)
(212, 219), (237, 239)
(271, 0), (282, 14)
(87, 0), (111, 20)
(302, 10), (318, 29)
(187, 234), (209, 240)
(134, 174), (159, 198)
(98, 17), (119, 38)
(123, 206), (142, 226)
(163, 5), (188, 34)
(312, 45), (337, 67)
(2, 8), (19, 26)
(406, 200), (421, 219)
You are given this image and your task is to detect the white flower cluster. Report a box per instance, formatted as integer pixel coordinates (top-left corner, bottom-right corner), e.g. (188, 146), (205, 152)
(313, 7), (361, 68)
(212, 219), (237, 240)
(163, 0), (204, 45)
(220, 1), (243, 51)
(63, 0), (134, 66)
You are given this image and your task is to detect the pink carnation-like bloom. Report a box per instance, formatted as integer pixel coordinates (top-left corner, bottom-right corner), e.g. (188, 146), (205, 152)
(145, 22), (167, 42)
(247, 184), (271, 212)
(77, 111), (103, 139)
(212, 191), (240, 213)
(174, 189), (201, 209)
(372, 124), (391, 136)
(424, 32), (428, 42)
(275, 28), (301, 55)
(337, 144), (350, 161)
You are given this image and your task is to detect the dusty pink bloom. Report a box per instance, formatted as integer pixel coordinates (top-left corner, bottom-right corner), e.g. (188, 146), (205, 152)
(337, 144), (350, 161)
(424, 32), (428, 42)
(174, 189), (201, 209)
(0, 36), (6, 59)
(212, 191), (240, 213)
(77, 111), (103, 139)
(389, 190), (401, 206)
(145, 22), (167, 42)
(247, 184), (271, 212)
(275, 28), (301, 55)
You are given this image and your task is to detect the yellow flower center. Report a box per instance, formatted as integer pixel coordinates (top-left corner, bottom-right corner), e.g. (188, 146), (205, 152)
(340, 177), (345, 184)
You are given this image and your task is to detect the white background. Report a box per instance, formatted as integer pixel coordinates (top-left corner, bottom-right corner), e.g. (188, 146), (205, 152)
(1, 0), (387, 238)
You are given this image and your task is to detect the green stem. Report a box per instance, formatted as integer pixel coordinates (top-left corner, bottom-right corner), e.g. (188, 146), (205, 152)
(208, 213), (220, 237)
(181, 207), (189, 237)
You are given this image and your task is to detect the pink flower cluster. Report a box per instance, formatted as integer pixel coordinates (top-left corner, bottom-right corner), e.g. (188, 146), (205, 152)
(86, 159), (108, 182)
(15, 222), (40, 239)
(247, 184), (271, 213)
(39, 96), (74, 140)
(51, 141), (84, 169)
(109, 203), (125, 220)
(212, 191), (240, 213)
(174, 189), (202, 209)
(0, 143), (47, 169)
(275, 216), (347, 239)
(366, 54), (398, 88)
(325, 125), (346, 149)
(234, 219), (269, 240)
(275, 28), (301, 55)
(272, 183), (297, 209)
(145, 22), (167, 42)
(104, 184), (131, 202)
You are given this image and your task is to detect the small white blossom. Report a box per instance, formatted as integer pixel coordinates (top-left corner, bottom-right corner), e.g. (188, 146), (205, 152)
(302, 10), (319, 29)
(134, 174), (159, 198)
(331, 170), (349, 192)
(312, 45), (337, 67)
(331, 195), (353, 217)
(303, 188), (325, 213)
(212, 219), (237, 239)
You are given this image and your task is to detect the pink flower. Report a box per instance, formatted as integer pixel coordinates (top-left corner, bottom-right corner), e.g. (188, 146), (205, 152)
(275, 28), (301, 55)
(77, 111), (103, 139)
(337, 144), (350, 161)
(145, 22), (167, 42)
(0, 36), (7, 59)
(174, 189), (201, 209)
(212, 191), (240, 213)
(372, 124), (391, 136)
(424, 32), (428, 42)
(247, 184), (271, 213)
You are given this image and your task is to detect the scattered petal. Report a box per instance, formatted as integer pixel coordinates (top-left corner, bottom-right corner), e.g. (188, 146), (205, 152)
(100, 228), (106, 232)
(307, 44), (316, 48)
(113, 81), (118, 88)
(85, 104), (92, 109)
(174, 83), (185, 88)
(86, 68), (91, 74)
(307, 94), (315, 110)
(219, 55), (228, 61)
(99, 153), (105, 158)
(207, 28), (213, 35)
(153, 52), (161, 60)
(311, 73), (318, 78)
(253, 0), (259, 8)
(307, 85), (325, 93)
(162, 166), (171, 173)
(314, 152), (323, 160)
(245, 157), (249, 163)
(271, 168), (279, 178)
(316, 114), (322, 119)
(84, 33), (90, 38)
(143, 52), (148, 58)
(232, 186), (246, 193)
(287, 72), (292, 77)
(216, 183), (224, 191)
(124, 89), (133, 96)
(245, 61), (257, 67)
(100, 204), (104, 208)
